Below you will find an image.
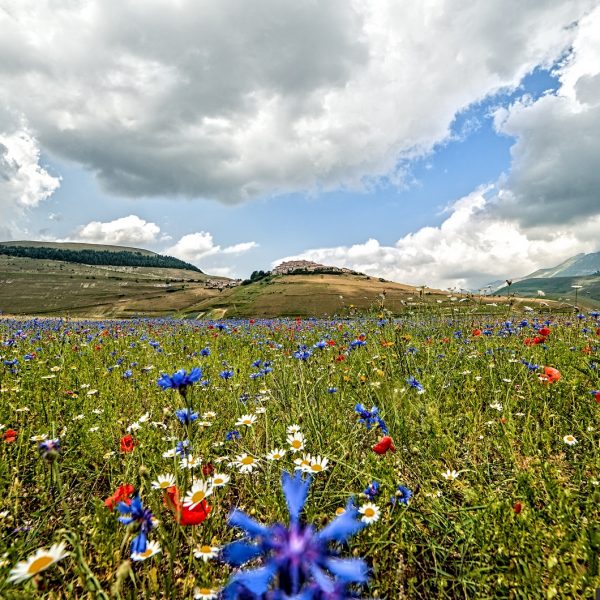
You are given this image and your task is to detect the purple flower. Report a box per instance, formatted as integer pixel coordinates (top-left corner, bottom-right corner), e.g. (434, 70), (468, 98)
(221, 470), (368, 598)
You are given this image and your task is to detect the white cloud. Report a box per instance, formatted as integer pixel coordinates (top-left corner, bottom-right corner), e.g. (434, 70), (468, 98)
(0, 111), (61, 238)
(165, 232), (257, 264)
(275, 189), (597, 290)
(489, 5), (600, 226)
(73, 215), (161, 245)
(0, 0), (594, 201)
(274, 6), (600, 289)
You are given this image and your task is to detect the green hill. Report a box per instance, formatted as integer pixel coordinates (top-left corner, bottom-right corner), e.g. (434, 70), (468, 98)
(0, 242), (202, 273)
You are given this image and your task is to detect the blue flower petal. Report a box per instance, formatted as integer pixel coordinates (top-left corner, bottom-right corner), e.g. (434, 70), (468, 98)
(316, 499), (365, 543)
(281, 470), (311, 522)
(310, 564), (335, 593)
(229, 564), (277, 594)
(324, 557), (369, 583)
(221, 540), (265, 566)
(130, 531), (147, 554)
(228, 509), (270, 538)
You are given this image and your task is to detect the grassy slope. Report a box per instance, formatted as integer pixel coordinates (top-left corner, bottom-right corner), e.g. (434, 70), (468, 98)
(0, 255), (226, 317)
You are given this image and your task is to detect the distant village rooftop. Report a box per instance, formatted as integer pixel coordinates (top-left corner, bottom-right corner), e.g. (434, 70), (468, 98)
(272, 260), (355, 275)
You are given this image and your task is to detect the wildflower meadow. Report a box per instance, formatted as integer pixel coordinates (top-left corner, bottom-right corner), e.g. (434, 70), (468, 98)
(0, 311), (599, 598)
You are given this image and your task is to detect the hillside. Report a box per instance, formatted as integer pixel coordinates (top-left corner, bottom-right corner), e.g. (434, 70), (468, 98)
(496, 274), (600, 307)
(0, 241), (201, 272)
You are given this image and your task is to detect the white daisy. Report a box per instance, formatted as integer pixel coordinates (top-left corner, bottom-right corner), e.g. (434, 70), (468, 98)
(234, 453), (259, 473)
(203, 411), (217, 419)
(30, 434), (48, 442)
(138, 412), (150, 423)
(131, 540), (161, 562)
(266, 448), (287, 461)
(183, 480), (213, 509)
(194, 544), (220, 562)
(441, 469), (460, 481)
(7, 542), (69, 583)
(287, 424), (302, 434)
(359, 502), (380, 524)
(293, 454), (313, 473)
(181, 454), (203, 470)
(287, 432), (305, 453)
(151, 473), (176, 490)
(88, 426), (100, 433)
(162, 448), (177, 459)
(235, 414), (257, 427)
(127, 421), (141, 432)
(197, 421), (213, 428)
(210, 473), (230, 487)
(308, 455), (329, 474)
(194, 587), (219, 600)
(563, 435), (577, 446)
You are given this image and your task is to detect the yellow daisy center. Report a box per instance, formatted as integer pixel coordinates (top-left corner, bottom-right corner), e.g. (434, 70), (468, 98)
(335, 507), (345, 516)
(138, 548), (153, 558)
(364, 507), (375, 518)
(213, 477), (224, 485)
(159, 481), (171, 488)
(28, 555), (54, 574)
(272, 453), (282, 459)
(241, 456), (254, 465)
(200, 545), (212, 554)
(291, 440), (302, 449)
(191, 490), (206, 503)
(311, 464), (323, 472)
(198, 589), (211, 595)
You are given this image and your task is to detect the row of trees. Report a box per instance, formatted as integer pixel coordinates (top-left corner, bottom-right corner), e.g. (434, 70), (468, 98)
(0, 245), (202, 273)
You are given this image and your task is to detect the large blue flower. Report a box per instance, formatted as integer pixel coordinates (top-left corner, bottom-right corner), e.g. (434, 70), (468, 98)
(175, 408), (199, 425)
(221, 470), (368, 599)
(116, 495), (156, 554)
(354, 404), (388, 435)
(157, 367), (202, 393)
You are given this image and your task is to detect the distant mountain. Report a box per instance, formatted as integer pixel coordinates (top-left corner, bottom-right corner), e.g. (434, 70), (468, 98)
(523, 252), (600, 279)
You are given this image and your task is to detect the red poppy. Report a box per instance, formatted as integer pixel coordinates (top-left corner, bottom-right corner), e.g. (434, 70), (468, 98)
(104, 483), (135, 510)
(327, 339), (336, 346)
(201, 462), (214, 477)
(513, 502), (523, 514)
(472, 329), (481, 337)
(335, 355), (346, 362)
(524, 336), (546, 346)
(539, 327), (551, 337)
(3, 429), (17, 443)
(120, 434), (135, 453)
(539, 366), (561, 384)
(593, 391), (600, 403)
(596, 327), (600, 336)
(372, 436), (396, 455)
(163, 486), (211, 526)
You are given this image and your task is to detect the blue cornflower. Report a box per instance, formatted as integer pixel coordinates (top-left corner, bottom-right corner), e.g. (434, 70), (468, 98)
(391, 485), (412, 506)
(354, 404), (388, 435)
(221, 470), (368, 598)
(116, 495), (156, 554)
(220, 369), (234, 380)
(406, 376), (425, 393)
(327, 387), (338, 394)
(349, 339), (366, 349)
(226, 430), (241, 441)
(123, 369), (133, 379)
(157, 367), (202, 394)
(38, 438), (61, 461)
(200, 347), (211, 356)
(363, 481), (380, 500)
(175, 408), (199, 425)
(252, 359), (262, 367)
(294, 349), (312, 361)
(176, 440), (191, 456)
(314, 340), (327, 350)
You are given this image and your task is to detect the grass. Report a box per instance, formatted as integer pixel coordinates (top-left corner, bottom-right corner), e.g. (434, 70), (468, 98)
(0, 308), (598, 598)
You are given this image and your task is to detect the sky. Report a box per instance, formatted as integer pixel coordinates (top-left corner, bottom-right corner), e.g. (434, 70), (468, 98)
(1, 1), (600, 289)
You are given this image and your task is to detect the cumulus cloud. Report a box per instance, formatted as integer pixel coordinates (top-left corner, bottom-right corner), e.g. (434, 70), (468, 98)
(489, 5), (600, 226)
(0, 108), (61, 238)
(73, 215), (161, 245)
(274, 6), (600, 289)
(275, 189), (597, 290)
(0, 0), (594, 202)
(165, 232), (258, 264)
